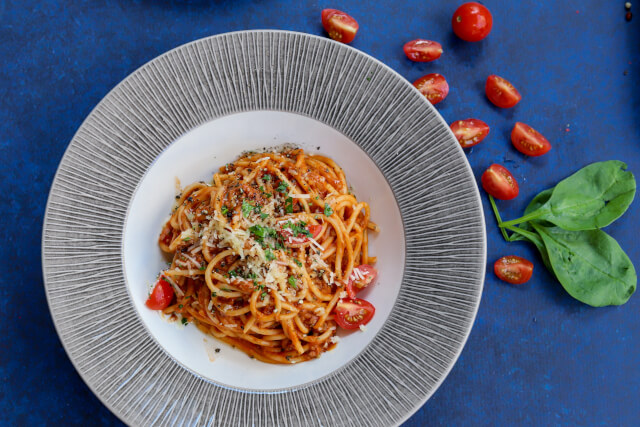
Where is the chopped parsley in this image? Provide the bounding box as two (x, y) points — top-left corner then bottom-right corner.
(265, 248), (276, 261)
(288, 275), (297, 289)
(293, 259), (302, 267)
(199, 264), (206, 271)
(182, 236), (192, 241)
(178, 304), (183, 308)
(249, 224), (278, 243)
(262, 174), (272, 181)
(276, 181), (289, 194)
(285, 197), (294, 214)
(181, 317), (188, 326)
(324, 203), (333, 216)
(242, 200), (253, 217)
(260, 212), (269, 220)
(261, 291), (268, 300)
(282, 220), (312, 238)
(259, 185), (272, 198)
(221, 205), (229, 216)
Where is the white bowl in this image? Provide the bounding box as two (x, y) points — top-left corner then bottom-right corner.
(123, 110), (405, 391)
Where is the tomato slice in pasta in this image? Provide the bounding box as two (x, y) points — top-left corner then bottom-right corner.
(145, 277), (174, 310)
(334, 298), (375, 329)
(346, 264), (378, 297)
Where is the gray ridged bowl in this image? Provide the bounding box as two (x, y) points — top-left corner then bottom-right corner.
(42, 30), (485, 426)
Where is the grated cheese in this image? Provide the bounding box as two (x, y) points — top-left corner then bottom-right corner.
(308, 237), (324, 251)
(162, 274), (184, 297)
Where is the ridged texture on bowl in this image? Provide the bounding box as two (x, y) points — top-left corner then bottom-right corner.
(42, 30), (485, 426)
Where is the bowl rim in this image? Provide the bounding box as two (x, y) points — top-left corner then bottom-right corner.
(41, 29), (486, 426)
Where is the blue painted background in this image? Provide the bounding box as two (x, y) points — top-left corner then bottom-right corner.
(1, 0), (639, 425)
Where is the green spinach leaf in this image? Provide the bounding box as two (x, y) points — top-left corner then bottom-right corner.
(502, 161), (636, 231)
(531, 223), (637, 307)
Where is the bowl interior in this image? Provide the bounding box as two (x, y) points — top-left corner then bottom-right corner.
(123, 110), (405, 391)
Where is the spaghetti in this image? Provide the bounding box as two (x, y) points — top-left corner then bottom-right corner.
(146, 148), (379, 364)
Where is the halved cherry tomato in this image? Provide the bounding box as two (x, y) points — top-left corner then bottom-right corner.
(481, 164), (519, 200)
(346, 264), (378, 298)
(452, 2), (493, 42)
(494, 256), (534, 284)
(321, 9), (359, 44)
(450, 119), (490, 148)
(145, 277), (174, 310)
(511, 122), (552, 156)
(413, 73), (449, 105)
(334, 298), (375, 329)
(280, 223), (322, 245)
(485, 75), (522, 108)
(403, 39), (443, 62)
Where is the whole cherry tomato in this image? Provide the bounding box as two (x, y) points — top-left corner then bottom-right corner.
(511, 122), (552, 156)
(413, 73), (449, 105)
(486, 75), (522, 108)
(403, 39), (443, 62)
(494, 256), (534, 284)
(450, 119), (490, 148)
(481, 164), (519, 200)
(452, 2), (493, 42)
(321, 9), (359, 44)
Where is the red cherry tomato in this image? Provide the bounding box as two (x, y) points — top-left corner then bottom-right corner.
(145, 277), (174, 310)
(280, 223), (322, 245)
(452, 2), (493, 42)
(450, 119), (490, 148)
(511, 122), (552, 156)
(481, 164), (519, 200)
(485, 75), (522, 108)
(403, 39), (443, 62)
(494, 256), (534, 284)
(321, 9), (359, 44)
(346, 264), (378, 298)
(413, 73), (449, 105)
(334, 298), (376, 330)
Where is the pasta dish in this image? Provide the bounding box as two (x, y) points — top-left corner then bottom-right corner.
(144, 148), (379, 364)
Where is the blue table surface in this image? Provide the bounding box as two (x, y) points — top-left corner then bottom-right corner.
(2, 0), (639, 425)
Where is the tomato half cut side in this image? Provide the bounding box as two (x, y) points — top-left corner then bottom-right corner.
(334, 298), (375, 330)
(450, 119), (490, 148)
(413, 73), (449, 105)
(486, 75), (522, 108)
(145, 276), (175, 310)
(511, 122), (552, 156)
(403, 39), (443, 62)
(481, 164), (519, 200)
(281, 223), (322, 245)
(452, 2), (493, 42)
(494, 256), (534, 284)
(321, 9), (359, 44)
